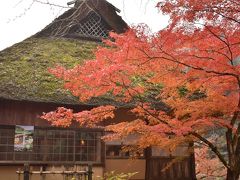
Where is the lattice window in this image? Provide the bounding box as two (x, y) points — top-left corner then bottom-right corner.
(0, 126), (103, 164)
(0, 127), (14, 161)
(76, 11), (109, 38)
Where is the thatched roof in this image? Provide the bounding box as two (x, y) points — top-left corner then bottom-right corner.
(0, 38), (99, 104)
(0, 0), (128, 105)
(35, 0), (128, 40)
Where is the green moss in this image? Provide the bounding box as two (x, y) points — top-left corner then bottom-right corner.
(0, 37), (99, 104)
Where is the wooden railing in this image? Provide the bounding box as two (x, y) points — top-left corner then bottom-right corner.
(16, 163), (93, 180)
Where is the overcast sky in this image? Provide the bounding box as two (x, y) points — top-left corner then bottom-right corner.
(0, 0), (169, 50)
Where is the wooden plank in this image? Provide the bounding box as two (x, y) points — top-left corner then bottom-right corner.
(145, 157), (196, 180)
(0, 99), (90, 126)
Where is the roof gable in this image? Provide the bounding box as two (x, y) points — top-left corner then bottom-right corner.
(35, 0), (128, 41)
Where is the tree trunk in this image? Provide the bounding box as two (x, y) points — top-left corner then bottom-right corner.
(226, 169), (239, 180)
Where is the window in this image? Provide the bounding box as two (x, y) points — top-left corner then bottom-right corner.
(0, 127), (14, 161)
(0, 126), (103, 164)
(105, 134), (145, 159)
(106, 145), (129, 158)
(76, 11), (109, 38)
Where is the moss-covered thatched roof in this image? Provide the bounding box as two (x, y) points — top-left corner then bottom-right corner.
(0, 0), (129, 105)
(0, 37), (99, 104)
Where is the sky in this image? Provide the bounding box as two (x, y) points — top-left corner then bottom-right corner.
(0, 0), (169, 50)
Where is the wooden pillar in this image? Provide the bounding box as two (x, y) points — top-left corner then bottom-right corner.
(23, 163), (30, 180)
(145, 147), (151, 180)
(88, 164), (93, 180)
(40, 166), (47, 180)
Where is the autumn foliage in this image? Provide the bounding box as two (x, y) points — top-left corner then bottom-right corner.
(42, 0), (240, 179)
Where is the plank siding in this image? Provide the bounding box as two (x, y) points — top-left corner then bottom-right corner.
(0, 99), (90, 126)
(0, 99), (135, 127)
(146, 156), (196, 180)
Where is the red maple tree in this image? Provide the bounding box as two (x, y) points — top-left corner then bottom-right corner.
(42, 0), (240, 179)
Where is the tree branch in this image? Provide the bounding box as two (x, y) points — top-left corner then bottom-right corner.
(191, 132), (230, 170)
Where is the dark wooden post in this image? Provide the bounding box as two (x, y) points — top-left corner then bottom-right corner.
(40, 166), (46, 180)
(23, 163), (30, 180)
(88, 164), (93, 180)
(145, 147), (152, 180)
(189, 142), (197, 180)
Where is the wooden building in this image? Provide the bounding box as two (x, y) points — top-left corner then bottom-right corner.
(0, 0), (196, 179)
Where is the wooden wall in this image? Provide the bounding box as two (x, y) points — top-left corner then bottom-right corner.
(0, 99), (135, 127)
(145, 156), (196, 180)
(0, 99), (89, 126)
(105, 159), (146, 180)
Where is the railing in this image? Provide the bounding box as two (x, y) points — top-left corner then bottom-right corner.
(16, 163), (93, 180)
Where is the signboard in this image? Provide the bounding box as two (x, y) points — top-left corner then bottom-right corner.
(14, 125), (34, 151)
